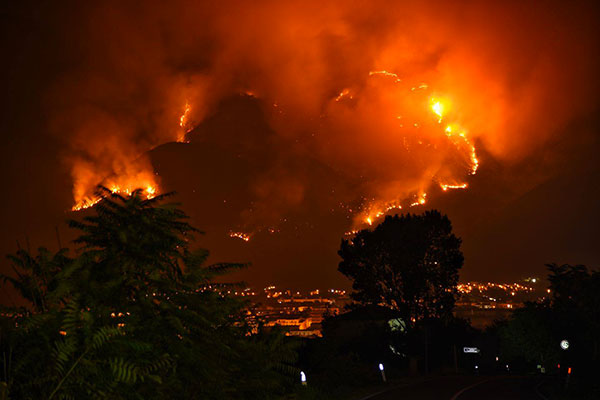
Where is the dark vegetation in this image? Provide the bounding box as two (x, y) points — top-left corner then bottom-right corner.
(295, 214), (600, 399)
(339, 212), (463, 326)
(0, 188), (296, 399)
(1, 189), (598, 399)
(497, 263), (600, 399)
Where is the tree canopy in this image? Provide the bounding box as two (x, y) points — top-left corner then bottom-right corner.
(338, 211), (463, 327)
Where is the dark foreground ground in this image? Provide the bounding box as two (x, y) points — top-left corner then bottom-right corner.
(363, 375), (549, 400)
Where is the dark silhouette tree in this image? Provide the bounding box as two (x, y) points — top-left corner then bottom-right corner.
(338, 211), (463, 327)
(499, 300), (559, 369)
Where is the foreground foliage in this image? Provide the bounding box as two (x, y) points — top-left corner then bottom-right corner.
(1, 187), (296, 399)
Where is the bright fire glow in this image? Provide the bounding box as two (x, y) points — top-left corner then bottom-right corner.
(349, 72), (479, 231)
(72, 182), (158, 211)
(431, 99), (445, 122)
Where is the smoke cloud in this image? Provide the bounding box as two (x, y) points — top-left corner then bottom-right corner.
(46, 0), (600, 228)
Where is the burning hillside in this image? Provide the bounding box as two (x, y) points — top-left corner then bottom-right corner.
(58, 1), (598, 240)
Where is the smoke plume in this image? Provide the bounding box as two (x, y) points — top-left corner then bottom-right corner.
(46, 0), (600, 229)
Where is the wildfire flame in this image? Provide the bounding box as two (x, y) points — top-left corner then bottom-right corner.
(72, 184), (157, 211)
(349, 71), (480, 230)
(71, 72), (479, 233)
(440, 183), (468, 191)
(229, 231), (251, 242)
(71, 100), (190, 211)
(369, 70), (402, 83)
(72, 197), (102, 212)
(178, 101), (192, 142)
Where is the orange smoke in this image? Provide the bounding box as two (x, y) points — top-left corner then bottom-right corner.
(45, 1), (599, 226)
(319, 69), (479, 228)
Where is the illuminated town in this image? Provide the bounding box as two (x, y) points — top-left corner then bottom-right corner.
(232, 278), (546, 336)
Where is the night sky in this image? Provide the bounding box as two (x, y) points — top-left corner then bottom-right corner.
(1, 1), (599, 303)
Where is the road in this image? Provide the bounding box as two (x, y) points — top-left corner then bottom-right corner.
(366, 375), (547, 400)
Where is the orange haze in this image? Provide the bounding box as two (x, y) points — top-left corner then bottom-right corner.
(48, 1), (599, 229)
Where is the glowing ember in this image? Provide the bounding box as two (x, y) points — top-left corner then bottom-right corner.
(229, 231), (251, 242)
(335, 88), (352, 102)
(440, 183), (468, 191)
(411, 83), (429, 91)
(369, 70), (402, 83)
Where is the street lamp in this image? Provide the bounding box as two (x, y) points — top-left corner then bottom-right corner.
(300, 371), (307, 386)
(560, 340), (569, 350)
(378, 363), (386, 382)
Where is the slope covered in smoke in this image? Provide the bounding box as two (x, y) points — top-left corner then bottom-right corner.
(1, 0), (599, 292)
(148, 94), (363, 287)
(34, 0), (598, 221)
(147, 94), (600, 287)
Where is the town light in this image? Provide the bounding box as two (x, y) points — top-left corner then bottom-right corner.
(379, 363), (384, 371)
(560, 340), (569, 350)
(300, 371), (307, 385)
